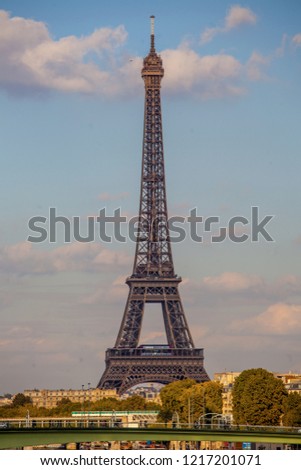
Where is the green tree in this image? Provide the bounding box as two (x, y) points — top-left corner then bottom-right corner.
(232, 368), (288, 426)
(145, 400), (161, 411)
(119, 395), (147, 411)
(159, 379), (196, 422)
(0, 402), (41, 419)
(89, 397), (120, 412)
(202, 381), (223, 415)
(49, 399), (82, 417)
(282, 392), (301, 427)
(178, 382), (223, 424)
(12, 393), (32, 407)
(159, 380), (222, 424)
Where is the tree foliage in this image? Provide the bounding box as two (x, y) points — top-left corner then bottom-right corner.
(89, 397), (120, 412)
(202, 381), (223, 415)
(159, 380), (222, 424)
(232, 368), (288, 426)
(0, 393), (159, 419)
(12, 393), (32, 407)
(48, 400), (82, 417)
(282, 392), (301, 427)
(119, 395), (147, 411)
(180, 382), (223, 424)
(159, 379), (196, 421)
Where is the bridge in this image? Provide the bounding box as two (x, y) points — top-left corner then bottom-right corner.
(1, 421), (301, 449)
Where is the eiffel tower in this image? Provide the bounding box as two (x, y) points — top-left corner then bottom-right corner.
(97, 17), (209, 394)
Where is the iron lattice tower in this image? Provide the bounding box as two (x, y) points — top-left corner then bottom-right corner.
(97, 17), (209, 393)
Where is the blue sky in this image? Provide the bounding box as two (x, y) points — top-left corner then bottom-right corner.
(0, 1), (301, 393)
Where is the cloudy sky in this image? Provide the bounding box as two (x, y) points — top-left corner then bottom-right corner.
(0, 0), (301, 394)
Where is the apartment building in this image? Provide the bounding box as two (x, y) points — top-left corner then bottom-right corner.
(213, 371), (241, 418)
(24, 388), (118, 409)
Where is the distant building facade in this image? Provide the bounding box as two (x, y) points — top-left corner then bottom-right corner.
(213, 371), (241, 418)
(284, 381), (301, 394)
(274, 372), (301, 396)
(120, 385), (162, 404)
(24, 388), (118, 409)
(0, 396), (13, 407)
(214, 370), (301, 419)
(23, 370), (301, 411)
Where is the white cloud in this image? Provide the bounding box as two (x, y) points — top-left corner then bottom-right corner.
(81, 275), (128, 305)
(93, 249), (130, 266)
(0, 9), (134, 96)
(0, 241), (130, 275)
(202, 271), (262, 292)
(162, 46), (245, 99)
(225, 5), (257, 30)
(183, 272), (301, 303)
(201, 4), (257, 45)
(233, 303), (301, 335)
(273, 275), (301, 297)
(292, 33), (301, 47)
(200, 28), (220, 46)
(0, 9), (267, 100)
(246, 51), (270, 81)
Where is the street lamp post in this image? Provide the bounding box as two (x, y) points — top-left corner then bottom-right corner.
(188, 392), (196, 428)
(81, 385), (85, 427)
(25, 410), (30, 428)
(172, 411), (180, 429)
(87, 383), (91, 427)
(110, 409), (116, 428)
(81, 385), (84, 411)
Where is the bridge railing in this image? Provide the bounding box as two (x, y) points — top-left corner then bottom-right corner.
(0, 418), (301, 434)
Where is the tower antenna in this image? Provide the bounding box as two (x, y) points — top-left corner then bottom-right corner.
(150, 15), (155, 51)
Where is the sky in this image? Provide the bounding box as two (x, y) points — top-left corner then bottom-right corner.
(0, 0), (301, 394)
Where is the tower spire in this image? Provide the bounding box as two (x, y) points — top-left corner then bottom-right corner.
(150, 15), (155, 52)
